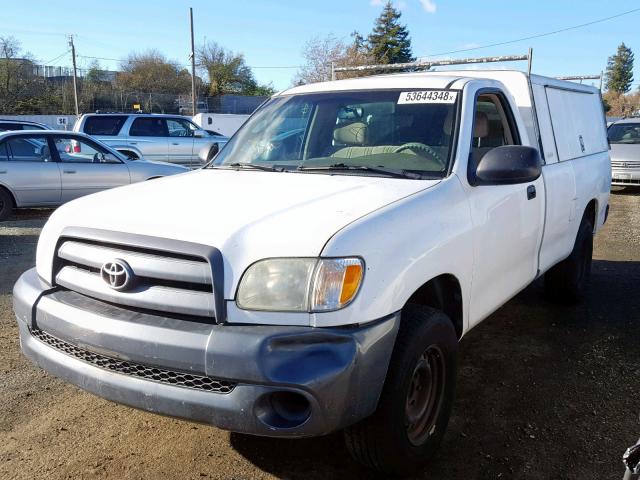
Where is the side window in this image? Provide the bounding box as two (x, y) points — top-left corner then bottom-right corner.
(53, 136), (121, 164)
(0, 123), (22, 131)
(6, 136), (52, 162)
(83, 116), (127, 136)
(166, 118), (196, 137)
(471, 94), (518, 164)
(130, 118), (167, 137)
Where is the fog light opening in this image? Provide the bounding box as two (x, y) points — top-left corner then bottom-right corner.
(256, 391), (311, 429)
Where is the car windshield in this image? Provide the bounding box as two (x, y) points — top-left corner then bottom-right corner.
(608, 123), (640, 144)
(212, 90), (459, 178)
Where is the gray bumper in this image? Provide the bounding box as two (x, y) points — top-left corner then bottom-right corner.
(14, 268), (399, 437)
(612, 167), (640, 186)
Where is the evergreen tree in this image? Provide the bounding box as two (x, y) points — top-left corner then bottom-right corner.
(367, 1), (414, 64)
(605, 43), (634, 94)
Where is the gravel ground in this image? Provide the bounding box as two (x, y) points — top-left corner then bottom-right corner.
(0, 191), (639, 480)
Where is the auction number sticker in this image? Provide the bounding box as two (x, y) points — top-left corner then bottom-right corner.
(398, 90), (457, 104)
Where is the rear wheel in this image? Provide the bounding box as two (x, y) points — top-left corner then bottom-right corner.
(0, 188), (14, 221)
(545, 214), (594, 302)
(344, 304), (457, 476)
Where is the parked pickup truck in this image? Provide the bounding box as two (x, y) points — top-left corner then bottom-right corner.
(14, 70), (610, 476)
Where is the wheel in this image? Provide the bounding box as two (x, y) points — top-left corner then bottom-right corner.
(206, 143), (220, 162)
(545, 214), (593, 302)
(344, 304), (458, 476)
(0, 188), (14, 221)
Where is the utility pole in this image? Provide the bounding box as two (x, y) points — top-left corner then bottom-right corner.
(189, 7), (197, 116)
(68, 35), (79, 116)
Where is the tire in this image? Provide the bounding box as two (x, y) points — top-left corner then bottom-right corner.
(0, 188), (14, 221)
(344, 304), (458, 476)
(206, 144), (219, 162)
(545, 214), (594, 302)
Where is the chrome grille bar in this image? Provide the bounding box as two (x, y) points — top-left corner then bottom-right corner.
(56, 266), (215, 317)
(58, 240), (211, 285)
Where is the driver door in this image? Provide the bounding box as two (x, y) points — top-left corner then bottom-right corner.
(52, 134), (130, 202)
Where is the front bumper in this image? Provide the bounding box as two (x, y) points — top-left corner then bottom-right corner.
(14, 268), (399, 437)
(612, 167), (640, 186)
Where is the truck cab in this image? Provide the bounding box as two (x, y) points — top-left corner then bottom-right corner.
(14, 70), (610, 476)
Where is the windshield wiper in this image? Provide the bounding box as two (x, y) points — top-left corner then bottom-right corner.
(297, 163), (424, 179)
(224, 162), (286, 172)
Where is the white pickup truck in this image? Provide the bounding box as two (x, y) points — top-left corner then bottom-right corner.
(13, 70), (610, 476)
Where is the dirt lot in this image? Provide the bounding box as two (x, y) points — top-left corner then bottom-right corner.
(1, 191), (639, 480)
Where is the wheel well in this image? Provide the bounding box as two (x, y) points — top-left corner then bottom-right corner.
(0, 184), (16, 208)
(406, 274), (463, 338)
(584, 199), (597, 231)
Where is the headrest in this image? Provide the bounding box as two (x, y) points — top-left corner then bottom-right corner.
(473, 112), (489, 138)
(333, 122), (367, 146)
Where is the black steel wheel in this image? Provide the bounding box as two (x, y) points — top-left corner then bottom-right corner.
(344, 304), (458, 476)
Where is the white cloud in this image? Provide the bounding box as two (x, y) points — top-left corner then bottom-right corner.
(419, 0), (437, 13)
(370, 0), (384, 5)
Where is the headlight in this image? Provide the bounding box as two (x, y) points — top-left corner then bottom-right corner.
(236, 257), (364, 312)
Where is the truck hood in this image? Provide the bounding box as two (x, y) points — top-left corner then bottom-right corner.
(37, 169), (440, 295)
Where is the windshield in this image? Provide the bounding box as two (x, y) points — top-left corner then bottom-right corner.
(213, 90), (459, 177)
(608, 123), (640, 144)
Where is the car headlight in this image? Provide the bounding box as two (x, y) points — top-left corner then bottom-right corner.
(236, 257), (364, 312)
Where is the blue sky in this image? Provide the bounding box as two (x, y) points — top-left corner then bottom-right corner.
(0, 0), (638, 91)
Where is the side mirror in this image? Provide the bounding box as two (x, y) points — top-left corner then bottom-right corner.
(193, 129), (207, 138)
(471, 145), (542, 186)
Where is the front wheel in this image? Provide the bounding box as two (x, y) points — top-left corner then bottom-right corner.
(344, 304), (458, 476)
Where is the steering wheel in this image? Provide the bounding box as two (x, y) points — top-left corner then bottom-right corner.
(393, 142), (446, 168)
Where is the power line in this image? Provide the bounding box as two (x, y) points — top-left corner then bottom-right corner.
(421, 7), (640, 58)
(42, 50), (69, 65)
(77, 54), (302, 70)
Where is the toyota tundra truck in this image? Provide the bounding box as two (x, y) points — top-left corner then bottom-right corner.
(13, 70), (611, 476)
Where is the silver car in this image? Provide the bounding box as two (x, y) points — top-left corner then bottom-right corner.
(73, 113), (228, 167)
(0, 119), (51, 131)
(0, 130), (188, 220)
(608, 118), (640, 187)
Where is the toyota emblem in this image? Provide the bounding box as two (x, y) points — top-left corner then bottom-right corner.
(100, 259), (135, 291)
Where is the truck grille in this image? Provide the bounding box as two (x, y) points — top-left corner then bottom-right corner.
(54, 237), (216, 319)
(31, 328), (236, 393)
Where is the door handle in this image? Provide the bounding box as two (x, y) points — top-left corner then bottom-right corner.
(0, 170), (6, 174)
(63, 170), (77, 174)
(527, 185), (536, 200)
(171, 142), (180, 145)
(129, 142), (137, 145)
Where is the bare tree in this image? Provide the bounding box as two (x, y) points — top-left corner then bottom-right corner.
(0, 36), (38, 111)
(293, 33), (373, 85)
